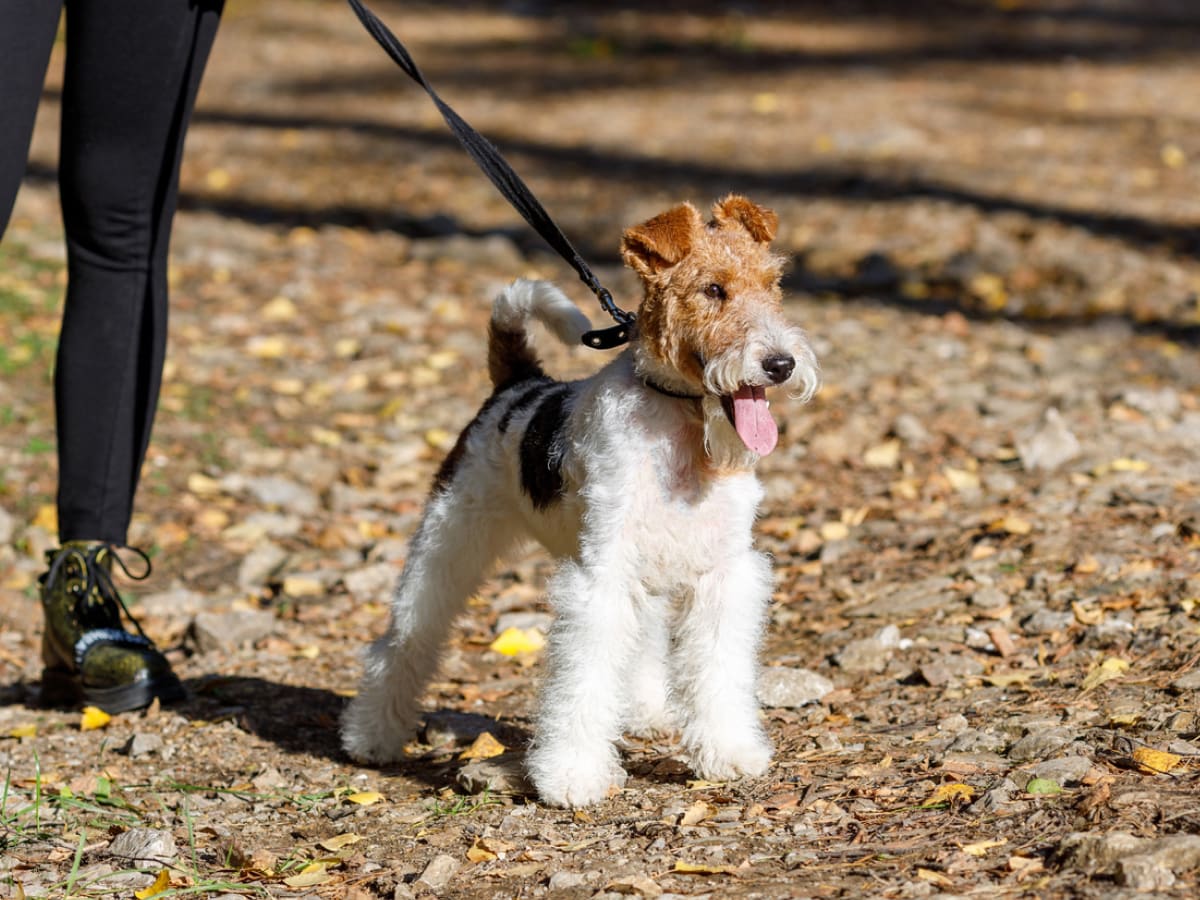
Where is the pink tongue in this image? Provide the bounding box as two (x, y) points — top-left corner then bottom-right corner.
(732, 385), (778, 455)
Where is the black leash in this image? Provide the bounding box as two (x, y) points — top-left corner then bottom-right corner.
(346, 0), (634, 350)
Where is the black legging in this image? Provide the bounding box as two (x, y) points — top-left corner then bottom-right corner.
(0, 0), (223, 544)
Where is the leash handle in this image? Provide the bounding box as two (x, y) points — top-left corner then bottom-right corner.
(346, 0), (635, 346)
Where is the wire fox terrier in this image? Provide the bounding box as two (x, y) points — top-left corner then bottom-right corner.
(341, 195), (819, 807)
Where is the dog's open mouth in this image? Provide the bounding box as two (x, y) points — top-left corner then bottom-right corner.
(720, 384), (778, 456)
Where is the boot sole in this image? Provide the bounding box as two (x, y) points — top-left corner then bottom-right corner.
(41, 668), (186, 715)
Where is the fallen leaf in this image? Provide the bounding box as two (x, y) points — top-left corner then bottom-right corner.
(1025, 777), (1063, 795)
(32, 503), (57, 532)
(8, 723), (37, 739)
(924, 782), (974, 806)
(459, 731), (507, 761)
(1132, 746), (1182, 775)
(916, 868), (953, 886)
(283, 862), (334, 888)
(1007, 855), (1044, 874)
(346, 791), (383, 806)
(943, 466), (981, 494)
(990, 515), (1032, 535)
(679, 800), (711, 827)
(1081, 656), (1129, 692)
(467, 838), (497, 863)
(863, 439), (901, 469)
(960, 839), (1007, 857)
(134, 869), (172, 899)
(490, 626), (546, 657)
(80, 706), (111, 732)
(318, 833), (362, 852)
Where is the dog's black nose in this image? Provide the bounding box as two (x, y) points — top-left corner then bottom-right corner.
(761, 354), (795, 384)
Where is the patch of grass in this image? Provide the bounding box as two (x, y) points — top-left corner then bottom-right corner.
(422, 789), (500, 820)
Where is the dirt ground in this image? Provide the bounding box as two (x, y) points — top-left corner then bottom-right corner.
(2, 1), (1200, 897)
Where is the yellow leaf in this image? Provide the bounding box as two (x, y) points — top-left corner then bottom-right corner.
(751, 92), (779, 115)
(80, 706), (111, 732)
(490, 626), (546, 657)
(424, 427), (454, 451)
(1072, 601), (1104, 626)
(917, 868), (953, 886)
(1109, 457), (1149, 473)
(346, 791), (383, 806)
(283, 865), (334, 888)
(318, 833), (362, 852)
(818, 521), (849, 542)
(205, 168), (232, 191)
(292, 644), (321, 660)
(247, 335), (288, 359)
(960, 839), (1007, 857)
(1132, 746), (1182, 775)
(261, 295), (297, 322)
(943, 466), (981, 494)
(1161, 143), (1187, 169)
(32, 504), (58, 532)
(459, 731), (506, 761)
(134, 869), (172, 899)
(863, 439), (901, 469)
(685, 779), (726, 790)
(467, 838), (497, 863)
(924, 782), (975, 806)
(1081, 656), (1129, 692)
(8, 723), (37, 739)
(679, 800), (711, 827)
(674, 860), (740, 876)
(186, 472), (222, 496)
(990, 515), (1032, 536)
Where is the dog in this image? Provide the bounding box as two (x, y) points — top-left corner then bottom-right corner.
(341, 195), (819, 807)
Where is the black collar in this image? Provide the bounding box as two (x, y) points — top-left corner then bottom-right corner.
(643, 378), (703, 402)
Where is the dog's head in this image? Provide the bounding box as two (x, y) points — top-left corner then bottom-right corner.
(621, 195), (819, 467)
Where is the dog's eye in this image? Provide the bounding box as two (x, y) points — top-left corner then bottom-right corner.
(704, 283), (726, 301)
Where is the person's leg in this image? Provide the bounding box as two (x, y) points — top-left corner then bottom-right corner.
(40, 0), (223, 713)
(0, 0), (63, 235)
(55, 0), (223, 542)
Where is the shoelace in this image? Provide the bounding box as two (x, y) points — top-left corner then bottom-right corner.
(44, 543), (153, 641)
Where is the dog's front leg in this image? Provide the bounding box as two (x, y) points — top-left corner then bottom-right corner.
(673, 550), (774, 782)
(526, 560), (639, 807)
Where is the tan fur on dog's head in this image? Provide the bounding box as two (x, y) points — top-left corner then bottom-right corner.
(620, 195), (817, 469)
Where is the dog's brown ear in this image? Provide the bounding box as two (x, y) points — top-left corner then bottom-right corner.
(712, 195), (777, 243)
(621, 203), (702, 276)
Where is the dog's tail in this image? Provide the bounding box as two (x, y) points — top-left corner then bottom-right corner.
(488, 279), (592, 389)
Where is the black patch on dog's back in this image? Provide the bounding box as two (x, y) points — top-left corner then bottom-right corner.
(519, 385), (571, 510)
(430, 392), (505, 496)
(498, 378), (553, 434)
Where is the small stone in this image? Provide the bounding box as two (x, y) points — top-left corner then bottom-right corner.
(1170, 670), (1200, 692)
(1029, 755), (1093, 787)
(342, 562), (397, 599)
(1117, 857), (1175, 891)
(1016, 407), (1080, 471)
(123, 733), (164, 758)
(757, 666), (834, 707)
(106, 828), (177, 867)
(189, 608), (277, 653)
(457, 753), (532, 796)
(416, 854), (461, 892)
(835, 625), (903, 674)
(1007, 727), (1075, 762)
(547, 871), (588, 891)
(919, 654), (984, 687)
(241, 475), (320, 516)
(970, 586), (1009, 610)
(938, 714), (969, 733)
(495, 610), (555, 635)
(422, 711), (500, 747)
(1021, 608), (1074, 636)
(237, 541), (289, 589)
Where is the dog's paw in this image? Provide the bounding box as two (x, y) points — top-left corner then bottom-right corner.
(340, 695), (417, 764)
(688, 733), (773, 782)
(527, 745), (628, 807)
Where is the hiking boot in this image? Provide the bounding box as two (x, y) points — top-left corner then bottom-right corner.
(39, 541), (184, 714)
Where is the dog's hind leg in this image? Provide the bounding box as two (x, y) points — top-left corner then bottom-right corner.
(341, 488), (513, 763)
